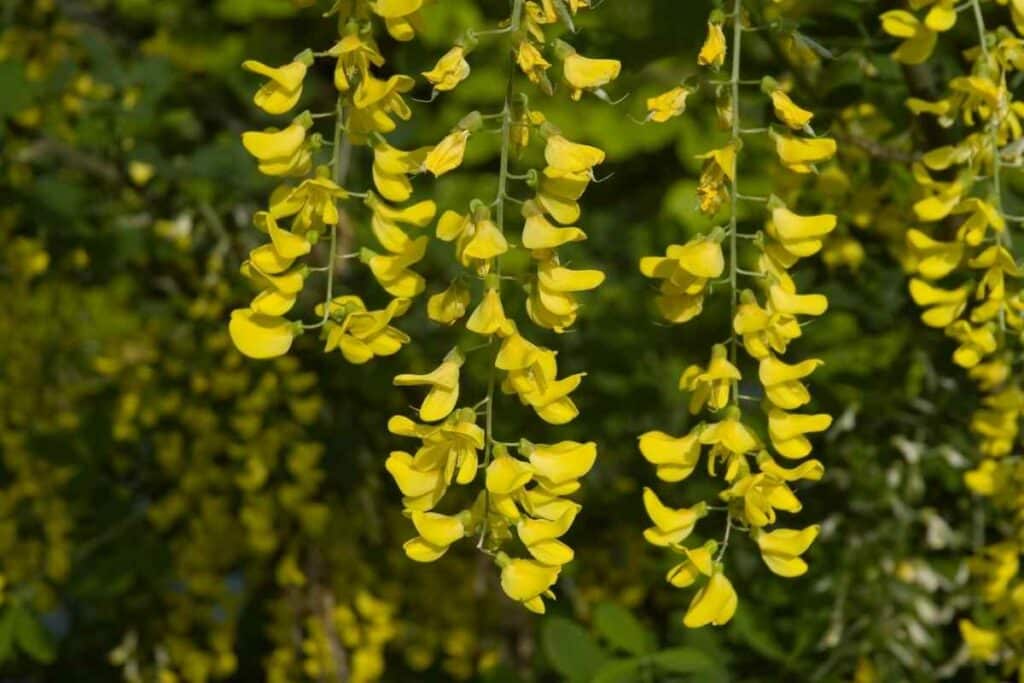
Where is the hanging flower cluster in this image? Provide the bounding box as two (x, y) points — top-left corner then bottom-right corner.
(896, 3), (1024, 673)
(386, 0), (614, 614)
(639, 2), (835, 628)
(230, 0), (442, 362)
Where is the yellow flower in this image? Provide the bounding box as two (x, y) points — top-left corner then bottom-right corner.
(242, 114), (314, 177)
(348, 74), (415, 139)
(517, 508), (579, 565)
(679, 344), (741, 413)
(466, 287), (510, 336)
(369, 0), (425, 41)
(768, 284), (828, 318)
(641, 488), (707, 547)
(528, 257), (605, 333)
(770, 89), (813, 130)
(666, 542), (715, 587)
(946, 321), (997, 368)
(516, 40), (552, 92)
(759, 355), (823, 410)
(535, 174), (588, 225)
(640, 231), (726, 323)
(733, 290), (802, 358)
(521, 200), (587, 251)
(646, 86), (691, 123)
(497, 554), (560, 614)
(699, 409), (760, 479)
(767, 409), (832, 459)
(905, 228), (963, 279)
(427, 281), (471, 325)
(683, 569), (737, 628)
(371, 140), (431, 203)
(393, 348), (464, 422)
(501, 346), (583, 424)
(753, 525), (819, 577)
(544, 133), (605, 177)
(908, 278), (969, 327)
(318, 295), (411, 364)
(767, 206), (837, 258)
(243, 56), (309, 115)
(403, 511), (467, 562)
(229, 309), (297, 359)
(770, 131), (836, 173)
(696, 143), (736, 214)
(880, 10), (937, 65)
(422, 46), (471, 92)
(958, 619), (1000, 663)
(562, 49), (621, 101)
(329, 30), (384, 92)
(366, 236), (428, 298)
(524, 440), (597, 495)
(638, 430), (702, 482)
(721, 473), (801, 527)
(697, 22), (727, 68)
(386, 451), (445, 511)
(423, 129), (471, 177)
(271, 172), (349, 229)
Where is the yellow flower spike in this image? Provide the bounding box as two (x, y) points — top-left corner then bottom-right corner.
(683, 568), (737, 628)
(734, 291), (802, 359)
(242, 55), (310, 115)
(403, 511), (467, 562)
(768, 284), (828, 317)
(641, 487), (708, 547)
(646, 86), (691, 123)
(348, 73), (416, 139)
(758, 355), (824, 410)
(543, 133), (606, 176)
(242, 114), (311, 161)
(517, 507), (579, 565)
(486, 454), (534, 496)
(372, 142), (431, 203)
(767, 409), (833, 459)
(722, 473), (802, 527)
(427, 281), (471, 325)
(946, 321), (998, 369)
(697, 21), (727, 68)
(524, 441), (597, 494)
(769, 89), (813, 130)
(964, 459), (999, 496)
(755, 452), (825, 482)
(638, 430), (702, 482)
(423, 129), (471, 177)
(561, 48), (621, 101)
(752, 525), (819, 577)
(321, 296), (411, 364)
(521, 200), (587, 250)
(422, 46), (471, 92)
(229, 309), (298, 359)
(329, 30), (385, 92)
(905, 228), (964, 279)
(393, 348), (464, 422)
(908, 278), (969, 327)
(958, 619), (1001, 663)
(466, 286), (510, 337)
(385, 451), (445, 511)
(880, 10), (937, 64)
(768, 207), (837, 258)
(770, 130), (836, 173)
(497, 554), (561, 614)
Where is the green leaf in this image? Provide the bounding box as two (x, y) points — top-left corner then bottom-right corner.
(12, 606), (56, 664)
(541, 616), (608, 682)
(651, 646), (725, 676)
(592, 658), (643, 683)
(0, 607), (16, 663)
(593, 603), (655, 656)
(728, 606), (788, 663)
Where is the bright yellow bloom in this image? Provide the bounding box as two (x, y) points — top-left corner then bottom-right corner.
(768, 206), (837, 258)
(422, 46), (471, 92)
(366, 236), (428, 298)
(466, 287), (510, 336)
(562, 51), (621, 101)
(679, 344), (740, 413)
(427, 281), (471, 325)
(699, 410), (760, 479)
(369, 0), (425, 41)
(638, 430), (702, 482)
(770, 89), (813, 129)
(318, 295), (411, 364)
(271, 172), (349, 229)
(946, 321), (997, 369)
(696, 144), (736, 214)
(242, 115), (313, 177)
(521, 200), (586, 251)
(753, 525), (819, 577)
(535, 174), (587, 225)
(348, 74), (415, 139)
(759, 355), (823, 410)
(958, 619), (1000, 663)
(372, 140), (431, 202)
(525, 441), (597, 495)
(393, 348), (464, 422)
(734, 290), (802, 358)
(768, 409), (832, 459)
(423, 129), (471, 177)
(908, 278), (969, 327)
(516, 40), (552, 90)
(329, 30), (384, 92)
(880, 10), (937, 64)
(229, 309), (297, 359)
(243, 57), (308, 115)
(403, 511), (467, 562)
(768, 284), (828, 318)
(683, 570), (736, 627)
(385, 450), (445, 511)
(640, 231), (726, 323)
(905, 228), (963, 279)
(666, 542), (715, 587)
(497, 554), (560, 614)
(544, 133), (605, 177)
(721, 473), (801, 527)
(770, 131), (836, 173)
(697, 22), (727, 68)
(646, 86), (691, 123)
(641, 488), (707, 547)
(517, 508), (579, 565)
(501, 344), (583, 424)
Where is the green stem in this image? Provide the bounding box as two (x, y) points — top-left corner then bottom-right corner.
(478, 0), (524, 550)
(314, 97), (347, 329)
(728, 0), (743, 407)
